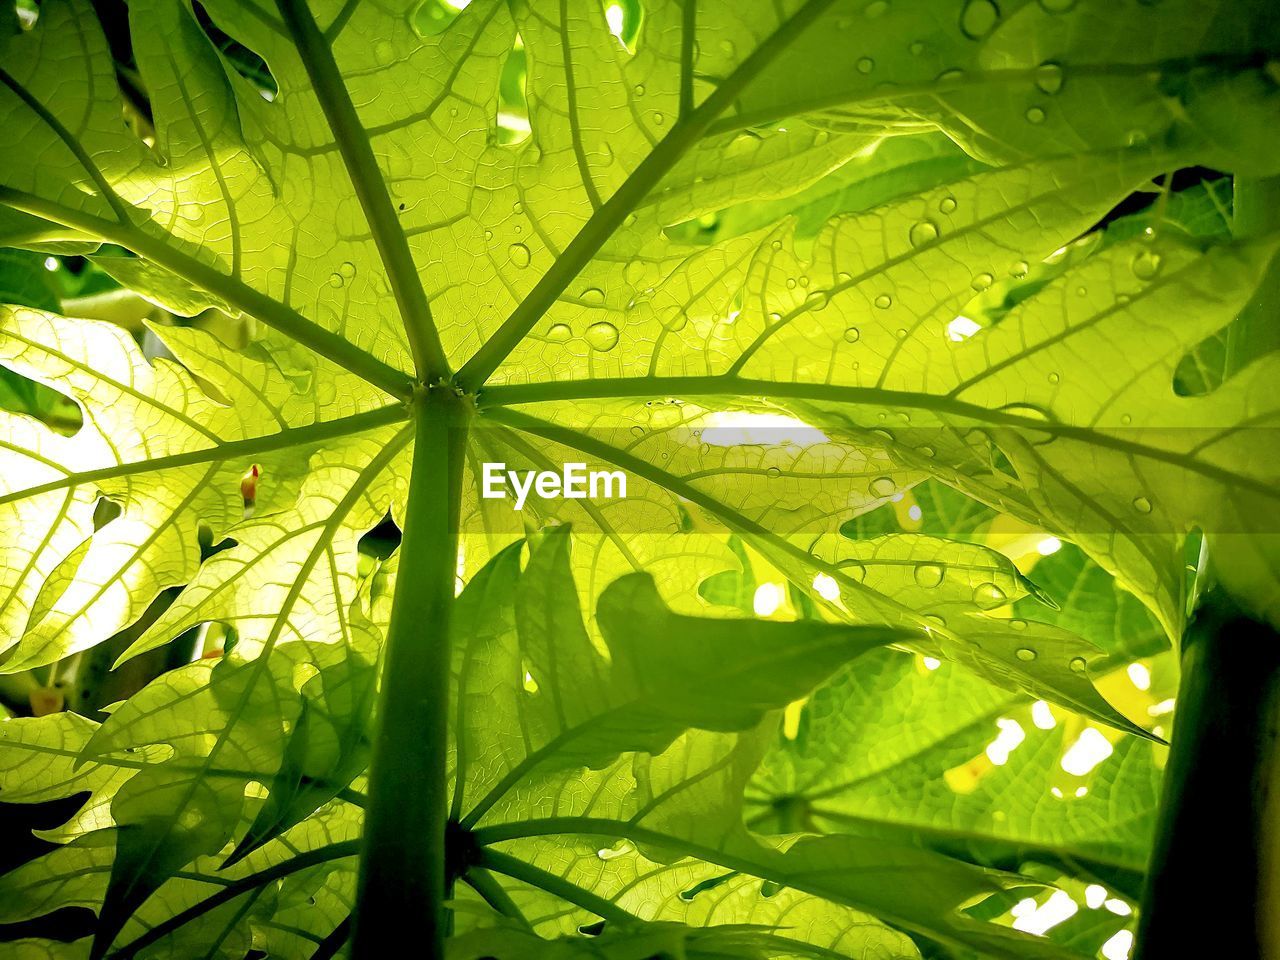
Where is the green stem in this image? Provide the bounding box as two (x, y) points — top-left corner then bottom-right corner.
(463, 867), (531, 927)
(475, 849), (637, 926)
(479, 377), (1278, 501)
(351, 387), (469, 960)
(1135, 590), (1280, 958)
(274, 0), (450, 383)
(1227, 175), (1280, 373)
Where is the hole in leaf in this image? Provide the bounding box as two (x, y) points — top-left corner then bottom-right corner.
(679, 871), (737, 901)
(92, 496), (123, 530)
(358, 511), (403, 561)
(415, 0), (472, 37)
(494, 34), (530, 145)
(0, 364), (83, 435)
(198, 523), (238, 561)
(598, 0), (642, 52)
(192, 1), (278, 100)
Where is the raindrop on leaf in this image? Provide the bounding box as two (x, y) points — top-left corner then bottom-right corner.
(972, 581), (1008, 610)
(870, 476), (897, 497)
(585, 321), (620, 351)
(1131, 249), (1163, 280)
(909, 219), (940, 247)
(1035, 62), (1064, 94)
(959, 0), (999, 39)
(914, 563), (945, 587)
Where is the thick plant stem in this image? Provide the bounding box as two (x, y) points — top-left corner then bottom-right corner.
(1228, 175), (1280, 372)
(351, 388), (469, 959)
(1135, 590), (1280, 959)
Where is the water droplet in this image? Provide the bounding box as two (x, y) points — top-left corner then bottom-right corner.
(910, 41), (926, 55)
(1047, 371), (1061, 384)
(972, 581), (1008, 610)
(874, 294), (893, 309)
(924, 613), (947, 627)
(939, 195), (958, 214)
(1132, 496), (1153, 514)
(857, 57), (875, 74)
(864, 0), (889, 18)
(509, 242), (531, 267)
(585, 321), (619, 351)
(766, 465), (782, 479)
(838, 560), (867, 582)
(652, 111), (666, 125)
(512, 200), (524, 214)
(328, 272), (344, 288)
(546, 323), (571, 342)
(1011, 260), (1030, 278)
(1010, 618), (1027, 630)
(1016, 647), (1037, 661)
(909, 219), (940, 247)
(843, 326), (861, 343)
(483, 229), (493, 240)
(339, 261), (356, 279)
(662, 308), (689, 331)
(1035, 62), (1064, 94)
(785, 277), (798, 290)
(374, 39), (395, 64)
(1025, 106), (1047, 124)
(629, 425), (645, 438)
(633, 84), (645, 96)
(870, 476), (897, 497)
(895, 328), (908, 339)
(1131, 249), (1163, 280)
(936, 68), (966, 88)
(971, 272), (994, 291)
(1069, 656), (1088, 673)
(806, 290), (830, 311)
(914, 563), (945, 587)
(959, 0), (999, 40)
(580, 287), (605, 305)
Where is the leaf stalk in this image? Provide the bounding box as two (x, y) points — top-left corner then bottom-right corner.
(351, 386), (470, 959)
(1135, 590), (1280, 958)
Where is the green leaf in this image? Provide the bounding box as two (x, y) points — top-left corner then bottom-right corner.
(1, 0), (1277, 954)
